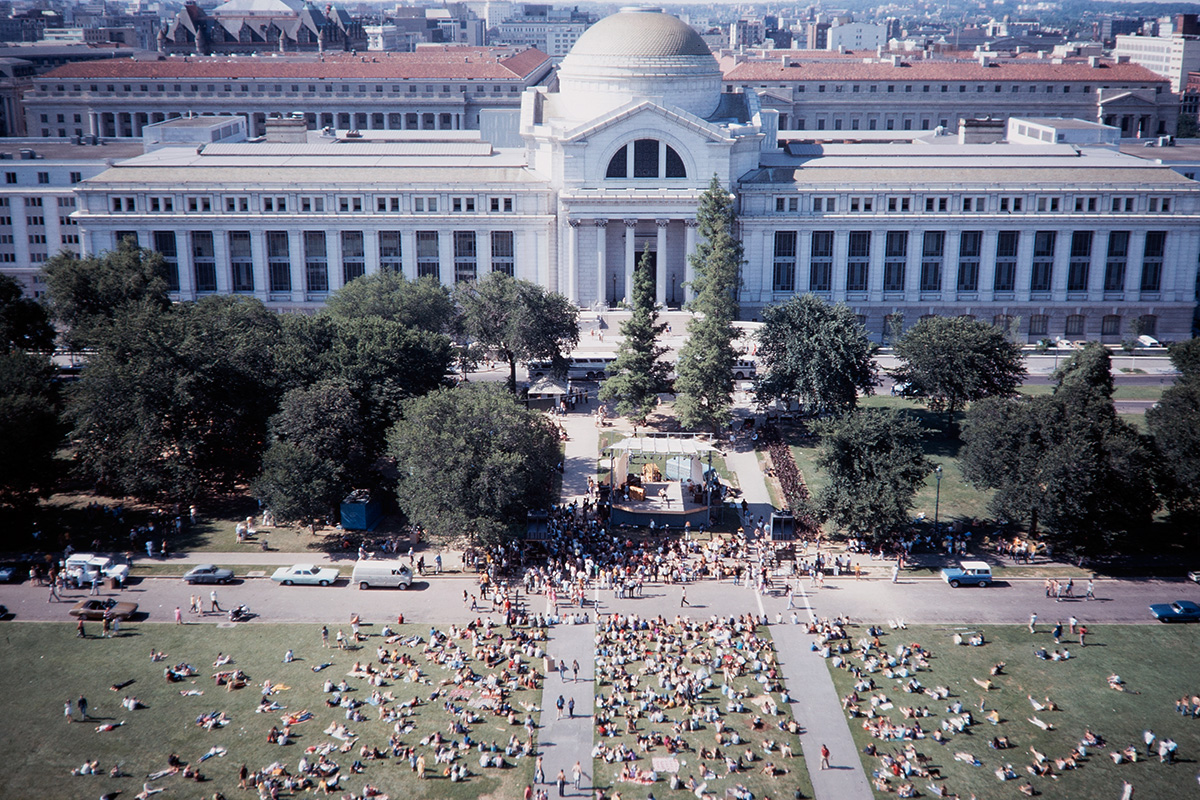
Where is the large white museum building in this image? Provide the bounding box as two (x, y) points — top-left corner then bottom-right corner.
(60, 8), (1200, 342)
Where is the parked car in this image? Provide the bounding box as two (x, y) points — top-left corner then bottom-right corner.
(1188, 570), (1200, 584)
(352, 560), (413, 590)
(271, 564), (340, 586)
(62, 554), (130, 587)
(0, 565), (17, 583)
(1149, 600), (1200, 623)
(940, 560), (993, 588)
(70, 598), (138, 620)
(183, 564), (234, 585)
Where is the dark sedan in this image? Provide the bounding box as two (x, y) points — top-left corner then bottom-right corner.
(183, 564), (235, 584)
(1149, 600), (1200, 623)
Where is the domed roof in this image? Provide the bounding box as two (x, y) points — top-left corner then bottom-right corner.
(568, 7), (712, 59)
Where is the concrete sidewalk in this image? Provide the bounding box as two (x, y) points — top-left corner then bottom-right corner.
(537, 623), (596, 798)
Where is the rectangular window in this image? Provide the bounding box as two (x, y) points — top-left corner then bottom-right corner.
(994, 231), (1018, 292)
(416, 231), (440, 280)
(920, 231), (944, 292)
(846, 231), (870, 291)
(229, 231), (254, 292)
(1103, 231), (1129, 292)
(341, 231), (365, 284)
(1031, 231), (1056, 292)
(301, 196), (325, 213)
(1140, 231), (1165, 292)
(1029, 314), (1049, 336)
(633, 139), (658, 178)
(451, 197), (476, 213)
(491, 231), (515, 276)
(772, 231), (797, 292)
(1065, 314), (1085, 336)
(1102, 315), (1121, 336)
(957, 231), (981, 292)
(152, 231), (180, 292)
(191, 231), (216, 292)
(379, 231), (403, 273)
(1067, 231), (1092, 292)
(453, 231), (477, 283)
(303, 231), (328, 293)
(809, 231), (833, 292)
(266, 231), (291, 293)
(883, 231), (907, 291)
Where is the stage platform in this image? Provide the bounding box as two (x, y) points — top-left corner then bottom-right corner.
(610, 481), (709, 529)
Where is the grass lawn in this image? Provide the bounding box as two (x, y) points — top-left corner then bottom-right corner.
(0, 621), (541, 800)
(591, 623), (813, 800)
(825, 622), (1200, 799)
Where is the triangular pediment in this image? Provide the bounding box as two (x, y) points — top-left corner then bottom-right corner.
(1100, 91), (1158, 109)
(561, 100), (734, 145)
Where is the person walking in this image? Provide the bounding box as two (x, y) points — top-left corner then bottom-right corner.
(321, 625), (329, 647)
(64, 700), (73, 723)
(535, 755), (544, 785)
(572, 659), (580, 683)
(573, 761), (583, 791)
(786, 584), (795, 609)
(556, 769), (566, 797)
(48, 581), (60, 602)
(1085, 578), (1095, 600)
(680, 587), (689, 607)
(568, 697), (576, 717)
(174, 606), (182, 624)
(1028, 613), (1037, 634)
(209, 590), (220, 613)
(76, 618), (85, 638)
(1079, 624), (1088, 647)
(556, 694), (565, 720)
(77, 695), (88, 720)
(820, 743), (830, 770)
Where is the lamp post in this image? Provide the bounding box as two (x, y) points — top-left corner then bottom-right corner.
(933, 465), (943, 532)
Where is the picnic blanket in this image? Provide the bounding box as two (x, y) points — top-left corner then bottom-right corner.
(652, 757), (680, 773)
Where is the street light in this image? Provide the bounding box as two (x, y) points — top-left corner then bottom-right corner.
(933, 465), (943, 533)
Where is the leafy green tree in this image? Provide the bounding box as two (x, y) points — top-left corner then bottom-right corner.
(756, 294), (877, 416)
(962, 347), (1158, 554)
(252, 380), (368, 526)
(1167, 337), (1200, 380)
(41, 239), (171, 348)
(325, 272), (457, 334)
(813, 408), (931, 539)
(0, 274), (55, 353)
(67, 296), (281, 499)
(0, 351), (64, 514)
(1147, 379), (1200, 521)
(274, 314), (452, 437)
(890, 315), (1026, 420)
(675, 176), (742, 431)
(457, 272), (579, 393)
(599, 246), (670, 422)
(388, 384), (559, 547)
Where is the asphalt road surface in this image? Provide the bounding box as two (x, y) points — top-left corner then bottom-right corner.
(5, 572), (1199, 629)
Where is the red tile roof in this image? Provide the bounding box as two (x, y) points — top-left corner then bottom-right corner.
(41, 47), (551, 81)
(723, 59), (1166, 84)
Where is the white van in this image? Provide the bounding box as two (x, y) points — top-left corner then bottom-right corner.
(63, 553), (130, 587)
(351, 560), (414, 590)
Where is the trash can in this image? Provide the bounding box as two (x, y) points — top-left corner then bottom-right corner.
(107, 577), (119, 589)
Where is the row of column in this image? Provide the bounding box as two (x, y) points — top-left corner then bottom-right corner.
(565, 217), (699, 307)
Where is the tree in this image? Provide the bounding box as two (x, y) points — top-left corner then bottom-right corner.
(962, 347), (1158, 554)
(756, 294), (877, 416)
(252, 380), (368, 526)
(0, 274), (55, 353)
(457, 272), (579, 393)
(599, 246), (670, 422)
(675, 176), (742, 431)
(67, 296), (282, 499)
(1146, 379), (1200, 521)
(0, 351), (64, 514)
(813, 408), (931, 539)
(1167, 337), (1200, 380)
(41, 239), (171, 348)
(890, 315), (1026, 420)
(387, 384), (559, 547)
(325, 272), (457, 335)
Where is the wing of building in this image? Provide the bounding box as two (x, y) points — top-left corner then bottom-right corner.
(19, 8), (1200, 343)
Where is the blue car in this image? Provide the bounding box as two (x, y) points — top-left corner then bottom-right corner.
(1149, 600), (1200, 623)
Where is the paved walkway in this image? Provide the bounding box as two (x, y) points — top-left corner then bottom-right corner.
(537, 622), (596, 798)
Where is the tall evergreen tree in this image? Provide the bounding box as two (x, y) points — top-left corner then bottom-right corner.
(675, 176), (742, 431)
(599, 246), (669, 423)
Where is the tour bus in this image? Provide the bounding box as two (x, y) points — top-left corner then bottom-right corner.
(528, 354), (619, 381)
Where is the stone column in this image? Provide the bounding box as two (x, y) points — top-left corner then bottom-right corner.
(595, 219), (608, 307)
(655, 219), (668, 307)
(567, 219), (581, 304)
(684, 219), (698, 303)
(623, 219), (637, 304)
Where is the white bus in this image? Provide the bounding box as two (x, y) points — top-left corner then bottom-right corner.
(528, 353), (619, 381)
